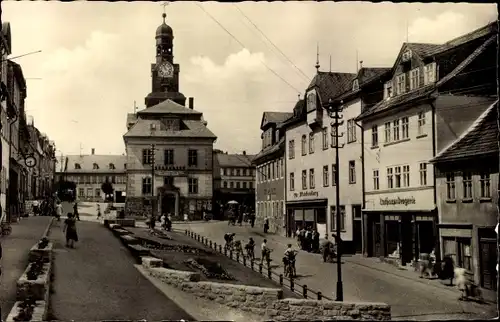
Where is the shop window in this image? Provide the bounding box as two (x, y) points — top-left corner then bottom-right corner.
(443, 237), (472, 272)
(480, 172), (491, 198)
(330, 205), (346, 231)
(309, 168), (315, 189)
(302, 170), (307, 190)
(462, 172), (472, 200)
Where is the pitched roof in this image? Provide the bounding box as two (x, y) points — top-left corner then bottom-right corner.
(137, 99), (201, 116)
(406, 43), (443, 57)
(252, 137), (285, 164)
(123, 118), (217, 139)
(335, 67), (391, 103)
(62, 155), (127, 173)
(261, 111), (293, 129)
(431, 100), (498, 163)
(307, 71), (357, 105)
(216, 153), (255, 168)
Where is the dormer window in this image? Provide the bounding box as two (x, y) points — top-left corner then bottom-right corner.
(402, 49), (412, 62)
(410, 68), (420, 90)
(275, 129), (280, 142)
(424, 63), (437, 85)
(352, 79), (359, 91)
(109, 163), (115, 170)
(150, 123), (157, 131)
(93, 163), (99, 170)
(396, 74), (406, 95)
(384, 82), (393, 100)
(74, 163), (81, 170)
(307, 91), (317, 111)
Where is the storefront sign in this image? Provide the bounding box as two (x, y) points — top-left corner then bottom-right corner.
(380, 196), (416, 206)
(293, 191), (319, 198)
(156, 170), (186, 177)
(264, 188), (276, 196)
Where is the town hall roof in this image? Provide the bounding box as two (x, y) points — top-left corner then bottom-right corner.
(123, 118), (217, 139)
(137, 99), (202, 116)
(431, 100), (498, 163)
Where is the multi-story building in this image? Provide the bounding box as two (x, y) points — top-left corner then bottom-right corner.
(123, 13), (216, 220)
(213, 150), (255, 215)
(57, 149), (127, 202)
(430, 101), (498, 293)
(356, 21), (497, 265)
(253, 111), (292, 236)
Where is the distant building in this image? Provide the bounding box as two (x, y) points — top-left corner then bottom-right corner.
(56, 149), (127, 202)
(213, 151), (255, 217)
(431, 102), (498, 293)
(123, 13), (216, 220)
(254, 111), (292, 236)
(357, 21), (497, 265)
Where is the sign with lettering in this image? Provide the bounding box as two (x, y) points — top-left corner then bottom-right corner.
(293, 191), (319, 198)
(156, 171), (186, 177)
(264, 188), (277, 196)
(380, 196), (416, 206)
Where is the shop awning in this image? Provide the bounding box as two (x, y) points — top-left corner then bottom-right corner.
(361, 208), (436, 213)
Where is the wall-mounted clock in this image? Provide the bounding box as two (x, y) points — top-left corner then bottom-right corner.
(25, 155), (37, 168)
(158, 61), (174, 78)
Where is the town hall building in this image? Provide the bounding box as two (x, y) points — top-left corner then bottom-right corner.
(123, 13), (217, 220)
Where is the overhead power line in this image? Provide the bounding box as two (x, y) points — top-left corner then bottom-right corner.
(232, 4), (311, 84)
(195, 3), (301, 95)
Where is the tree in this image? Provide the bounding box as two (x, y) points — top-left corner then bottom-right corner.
(101, 181), (114, 201)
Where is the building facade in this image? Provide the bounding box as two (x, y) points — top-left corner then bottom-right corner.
(431, 102), (498, 292)
(56, 149), (127, 202)
(213, 151), (255, 216)
(253, 111), (292, 236)
(357, 21), (498, 264)
(123, 14), (216, 220)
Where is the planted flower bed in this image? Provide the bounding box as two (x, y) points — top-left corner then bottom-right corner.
(28, 238), (53, 263)
(184, 257), (235, 280)
(138, 238), (212, 255)
(6, 299), (46, 322)
(16, 258), (51, 303)
(149, 229), (173, 240)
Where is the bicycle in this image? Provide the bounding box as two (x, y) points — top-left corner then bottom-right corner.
(1, 221), (12, 236)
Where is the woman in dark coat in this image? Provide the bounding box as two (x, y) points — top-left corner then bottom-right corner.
(63, 213), (79, 248)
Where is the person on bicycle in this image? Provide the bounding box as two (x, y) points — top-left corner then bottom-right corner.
(233, 240), (243, 255)
(321, 236), (334, 262)
(224, 233), (235, 250)
(261, 239), (271, 265)
(245, 237), (255, 260)
(283, 244), (298, 277)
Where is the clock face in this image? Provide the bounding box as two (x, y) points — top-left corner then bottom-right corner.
(158, 62), (174, 78)
(25, 156), (37, 168)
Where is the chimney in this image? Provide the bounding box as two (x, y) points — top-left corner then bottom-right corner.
(243, 151), (246, 155)
(189, 97), (194, 109)
(91, 148), (95, 155)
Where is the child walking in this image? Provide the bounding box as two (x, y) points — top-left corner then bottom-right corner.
(63, 213), (79, 248)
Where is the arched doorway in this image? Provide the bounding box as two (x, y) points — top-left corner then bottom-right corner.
(157, 185), (180, 218)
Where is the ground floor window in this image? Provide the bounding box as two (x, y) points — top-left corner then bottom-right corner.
(330, 205), (346, 231)
(443, 237), (472, 271)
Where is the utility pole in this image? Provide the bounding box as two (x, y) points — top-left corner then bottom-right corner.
(151, 143), (156, 219)
(328, 98), (345, 301)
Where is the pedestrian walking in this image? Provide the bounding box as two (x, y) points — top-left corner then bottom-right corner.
(55, 201), (63, 222)
(73, 202), (80, 221)
(63, 213), (79, 248)
(97, 204), (102, 220)
(312, 230), (320, 253)
(33, 200), (40, 216)
(263, 217), (269, 234)
(250, 212), (255, 228)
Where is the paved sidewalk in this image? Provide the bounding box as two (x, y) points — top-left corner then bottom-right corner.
(0, 216), (52, 321)
(49, 220), (193, 321)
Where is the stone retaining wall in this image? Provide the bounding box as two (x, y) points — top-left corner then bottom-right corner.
(140, 257), (391, 320)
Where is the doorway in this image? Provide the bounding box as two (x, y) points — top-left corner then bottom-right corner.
(162, 193), (176, 216)
(353, 220), (362, 253)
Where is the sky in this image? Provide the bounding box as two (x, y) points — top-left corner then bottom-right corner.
(2, 1), (497, 157)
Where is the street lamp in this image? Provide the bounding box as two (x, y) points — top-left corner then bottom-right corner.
(328, 97), (344, 302)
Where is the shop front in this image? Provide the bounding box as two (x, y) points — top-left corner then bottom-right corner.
(363, 187), (438, 265)
(286, 190), (327, 238)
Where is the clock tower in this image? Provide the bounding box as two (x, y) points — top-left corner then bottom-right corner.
(145, 13), (186, 108)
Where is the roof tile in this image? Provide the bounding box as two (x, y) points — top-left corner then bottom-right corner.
(216, 153), (255, 167)
(63, 155), (127, 173)
(137, 99), (201, 115)
(123, 118), (217, 139)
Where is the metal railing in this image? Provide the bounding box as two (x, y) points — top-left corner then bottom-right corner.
(184, 229), (333, 301)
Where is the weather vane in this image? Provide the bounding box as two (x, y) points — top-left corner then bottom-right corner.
(161, 1), (170, 14)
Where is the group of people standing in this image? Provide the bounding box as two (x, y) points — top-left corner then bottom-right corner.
(148, 213), (172, 231)
(295, 226), (321, 253)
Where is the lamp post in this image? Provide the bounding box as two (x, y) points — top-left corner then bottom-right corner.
(150, 143), (156, 219)
(328, 98), (344, 301)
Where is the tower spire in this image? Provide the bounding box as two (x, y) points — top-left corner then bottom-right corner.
(315, 42), (320, 72)
(161, 1), (169, 23)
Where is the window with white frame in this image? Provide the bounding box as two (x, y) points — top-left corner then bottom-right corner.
(394, 166), (402, 188)
(384, 122), (391, 143)
(419, 163), (427, 186)
(418, 112), (426, 136)
(289, 140), (295, 159)
(290, 172), (295, 191)
(384, 81), (393, 99)
(480, 172), (491, 198)
(323, 165), (329, 187)
(142, 177), (152, 194)
(330, 205), (346, 231)
(396, 73), (406, 95)
(309, 168), (315, 189)
(462, 172), (472, 199)
(410, 68), (420, 90)
(446, 173), (456, 200)
(309, 133), (315, 154)
(372, 125), (378, 147)
(322, 127), (328, 149)
(393, 119), (400, 141)
(302, 170), (307, 190)
(401, 117), (409, 139)
(347, 119), (356, 143)
(188, 178), (199, 194)
(424, 63), (436, 85)
(330, 124), (337, 147)
(387, 168), (394, 189)
(403, 165), (410, 187)
(332, 164), (337, 186)
(301, 135), (307, 155)
(373, 169), (379, 190)
(348, 161), (356, 184)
